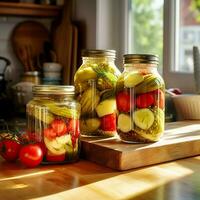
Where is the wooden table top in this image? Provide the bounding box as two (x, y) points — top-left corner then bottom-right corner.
(1, 156), (200, 200)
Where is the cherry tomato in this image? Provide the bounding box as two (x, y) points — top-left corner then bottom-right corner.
(116, 91), (132, 112)
(51, 119), (67, 136)
(136, 93), (154, 108)
(19, 144), (43, 168)
(43, 128), (57, 140)
(0, 139), (21, 162)
(100, 113), (116, 131)
(46, 151), (65, 162)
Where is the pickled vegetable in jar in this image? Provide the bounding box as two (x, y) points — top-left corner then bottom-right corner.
(74, 50), (121, 137)
(116, 54), (165, 143)
(26, 85), (81, 164)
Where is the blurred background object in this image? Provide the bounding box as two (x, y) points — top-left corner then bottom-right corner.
(0, 56), (14, 118)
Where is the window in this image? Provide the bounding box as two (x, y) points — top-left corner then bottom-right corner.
(127, 0), (200, 92)
(96, 0), (197, 92)
(178, 0), (200, 72)
(128, 0), (164, 73)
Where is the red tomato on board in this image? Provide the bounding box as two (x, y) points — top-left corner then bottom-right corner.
(0, 139), (21, 162)
(19, 144), (43, 168)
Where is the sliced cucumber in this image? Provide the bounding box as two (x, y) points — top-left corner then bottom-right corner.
(124, 72), (144, 88)
(118, 113), (132, 132)
(133, 108), (154, 130)
(44, 135), (71, 155)
(95, 99), (116, 117)
(80, 118), (101, 133)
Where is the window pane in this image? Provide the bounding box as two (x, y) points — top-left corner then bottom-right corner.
(178, 0), (200, 72)
(128, 0), (164, 72)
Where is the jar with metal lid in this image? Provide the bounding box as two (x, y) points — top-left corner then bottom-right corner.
(21, 71), (41, 84)
(26, 85), (81, 164)
(116, 54), (165, 143)
(74, 49), (121, 137)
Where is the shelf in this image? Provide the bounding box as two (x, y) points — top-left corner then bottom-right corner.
(0, 2), (62, 17)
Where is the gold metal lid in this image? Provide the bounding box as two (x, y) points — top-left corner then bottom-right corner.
(81, 49), (116, 58)
(123, 54), (159, 64)
(33, 85), (75, 95)
(24, 71), (40, 76)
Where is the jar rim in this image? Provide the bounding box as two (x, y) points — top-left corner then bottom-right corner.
(33, 85), (75, 95)
(123, 54), (159, 65)
(81, 49), (116, 58)
(24, 71), (40, 76)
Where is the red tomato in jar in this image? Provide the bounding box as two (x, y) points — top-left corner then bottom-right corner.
(43, 128), (57, 140)
(51, 119), (67, 136)
(100, 113), (116, 131)
(136, 93), (154, 108)
(19, 144), (43, 168)
(0, 139), (21, 162)
(153, 89), (165, 109)
(46, 151), (65, 162)
(116, 91), (133, 112)
(68, 119), (80, 138)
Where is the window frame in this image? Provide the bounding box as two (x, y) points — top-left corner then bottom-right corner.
(163, 0), (195, 93)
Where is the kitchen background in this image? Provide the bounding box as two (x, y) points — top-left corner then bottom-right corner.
(1, 0), (200, 124)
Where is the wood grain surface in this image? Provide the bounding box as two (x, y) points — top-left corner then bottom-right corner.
(1, 156), (200, 200)
(81, 121), (200, 170)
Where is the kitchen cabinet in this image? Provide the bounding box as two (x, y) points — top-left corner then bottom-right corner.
(0, 1), (77, 85)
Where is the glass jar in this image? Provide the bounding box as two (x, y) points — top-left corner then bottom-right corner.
(26, 85), (81, 164)
(116, 54), (165, 143)
(74, 50), (121, 137)
(21, 71), (41, 84)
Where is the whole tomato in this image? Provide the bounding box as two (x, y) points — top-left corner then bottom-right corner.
(116, 91), (133, 113)
(19, 144), (43, 168)
(136, 93), (154, 108)
(100, 113), (116, 131)
(51, 119), (67, 136)
(0, 139), (21, 162)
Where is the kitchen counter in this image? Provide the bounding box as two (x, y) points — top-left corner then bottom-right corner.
(1, 156), (200, 200)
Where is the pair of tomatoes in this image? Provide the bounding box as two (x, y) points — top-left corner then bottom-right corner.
(116, 89), (165, 113)
(0, 137), (43, 168)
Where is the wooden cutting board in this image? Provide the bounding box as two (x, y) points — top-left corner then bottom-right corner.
(81, 121), (200, 171)
(12, 21), (49, 72)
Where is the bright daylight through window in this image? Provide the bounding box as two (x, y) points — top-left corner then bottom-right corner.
(179, 0), (200, 72)
(128, 0), (164, 73)
(128, 0), (200, 74)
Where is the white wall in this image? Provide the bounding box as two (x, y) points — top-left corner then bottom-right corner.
(96, 0), (128, 69)
(74, 0), (128, 70)
(74, 0), (97, 49)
